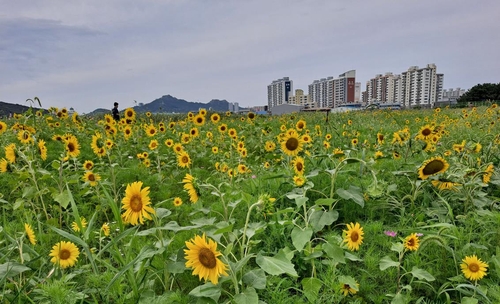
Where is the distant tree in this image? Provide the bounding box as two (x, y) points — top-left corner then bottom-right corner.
(458, 83), (500, 104)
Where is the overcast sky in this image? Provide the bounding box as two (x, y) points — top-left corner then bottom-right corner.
(1, 0), (499, 113)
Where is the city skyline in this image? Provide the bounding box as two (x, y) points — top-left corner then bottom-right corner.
(1, 1), (499, 114)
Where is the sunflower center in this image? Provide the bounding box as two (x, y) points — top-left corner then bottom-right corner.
(469, 263), (479, 272)
(182, 156), (189, 163)
(407, 239), (415, 247)
(351, 231), (359, 242)
(422, 128), (431, 136)
(296, 163), (303, 171)
(59, 249), (71, 260)
(88, 174), (95, 182)
(130, 195), (143, 212)
(68, 143), (75, 152)
(198, 248), (217, 269)
(286, 137), (299, 151)
(422, 160), (445, 175)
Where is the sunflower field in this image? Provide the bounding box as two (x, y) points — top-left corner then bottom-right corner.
(0, 104), (499, 304)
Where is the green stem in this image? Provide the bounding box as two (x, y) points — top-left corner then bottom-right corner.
(241, 200), (262, 259)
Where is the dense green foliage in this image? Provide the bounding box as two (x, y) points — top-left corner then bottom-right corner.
(0, 104), (499, 303)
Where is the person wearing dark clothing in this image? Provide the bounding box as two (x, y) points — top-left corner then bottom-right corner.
(112, 102), (120, 121)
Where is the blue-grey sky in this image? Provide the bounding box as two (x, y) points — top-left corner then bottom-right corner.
(1, 0), (499, 113)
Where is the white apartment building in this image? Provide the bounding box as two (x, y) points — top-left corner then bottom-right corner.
(364, 64), (444, 108)
(308, 70), (356, 108)
(267, 77), (293, 109)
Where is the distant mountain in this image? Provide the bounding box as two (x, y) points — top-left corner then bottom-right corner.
(0, 101), (44, 117)
(87, 95), (236, 116)
(136, 95), (231, 113)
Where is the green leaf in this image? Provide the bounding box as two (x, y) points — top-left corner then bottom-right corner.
(189, 283), (221, 301)
(345, 252), (363, 262)
(256, 253), (298, 277)
(291, 227), (313, 251)
(314, 198), (335, 207)
(0, 262), (31, 282)
(410, 267), (435, 281)
(379, 256), (400, 270)
(302, 277), (323, 303)
(461, 297), (478, 304)
(310, 209), (338, 232)
(242, 269), (266, 290)
(336, 186), (364, 207)
(338, 275), (358, 292)
(322, 243), (345, 264)
(234, 287), (259, 304)
(390, 242), (405, 253)
(294, 196), (309, 208)
(391, 292), (407, 304)
(53, 190), (71, 209)
(165, 261), (185, 274)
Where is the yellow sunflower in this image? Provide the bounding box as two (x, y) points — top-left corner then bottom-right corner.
(181, 133), (191, 144)
(247, 112), (256, 120)
(483, 164), (494, 184)
(164, 139), (174, 147)
(71, 217), (88, 232)
(124, 108), (136, 121)
(0, 121), (7, 134)
(121, 181), (155, 225)
(173, 143), (184, 154)
(292, 156), (305, 176)
(149, 139), (159, 150)
(218, 124), (228, 133)
(5, 143), (16, 163)
(83, 171), (101, 186)
(193, 114), (205, 126)
(182, 174), (199, 203)
(293, 175), (306, 187)
(418, 157), (449, 180)
(0, 158), (9, 173)
(281, 133), (304, 156)
(123, 125), (133, 139)
(18, 130), (34, 144)
(65, 135), (81, 158)
(212, 146), (219, 154)
(416, 124), (434, 141)
(190, 127), (199, 137)
(101, 222), (110, 236)
(173, 197), (183, 207)
(264, 161), (271, 169)
(265, 141), (276, 152)
(25, 223), (36, 245)
(237, 164), (248, 174)
(145, 124), (157, 137)
(377, 132), (385, 144)
(83, 160), (94, 171)
(184, 233), (229, 285)
(177, 151), (192, 168)
(49, 241), (80, 268)
(296, 119), (306, 131)
(461, 255), (488, 281)
(431, 179), (460, 191)
(404, 233), (420, 251)
(351, 138), (358, 146)
(210, 113), (221, 124)
(340, 282), (359, 296)
(343, 222), (364, 251)
(38, 139), (47, 160)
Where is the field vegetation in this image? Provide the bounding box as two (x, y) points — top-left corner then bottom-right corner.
(0, 103), (499, 303)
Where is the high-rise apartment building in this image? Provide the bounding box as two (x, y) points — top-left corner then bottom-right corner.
(308, 70), (356, 108)
(267, 77), (293, 109)
(363, 64), (444, 108)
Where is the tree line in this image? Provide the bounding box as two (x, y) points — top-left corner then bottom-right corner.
(458, 83), (500, 104)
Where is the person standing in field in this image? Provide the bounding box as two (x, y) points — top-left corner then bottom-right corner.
(112, 102), (120, 121)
